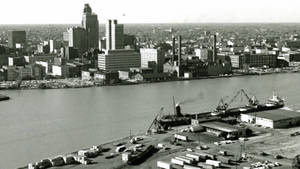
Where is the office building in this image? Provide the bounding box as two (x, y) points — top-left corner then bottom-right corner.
(62, 47), (79, 60)
(106, 19), (124, 50)
(49, 40), (58, 53)
(98, 49), (140, 71)
(124, 34), (136, 49)
(106, 20), (112, 50)
(81, 3), (99, 49)
(67, 27), (87, 55)
(8, 30), (26, 49)
(140, 48), (164, 73)
(8, 57), (25, 66)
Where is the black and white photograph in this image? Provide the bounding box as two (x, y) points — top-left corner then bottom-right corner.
(0, 0), (300, 169)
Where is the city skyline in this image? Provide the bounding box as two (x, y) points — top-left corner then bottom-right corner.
(1, 0), (300, 24)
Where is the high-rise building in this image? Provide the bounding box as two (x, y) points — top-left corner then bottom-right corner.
(81, 3), (99, 49)
(140, 48), (164, 73)
(111, 20), (124, 50)
(67, 27), (87, 55)
(8, 30), (26, 49)
(98, 49), (140, 71)
(106, 19), (124, 50)
(49, 40), (58, 53)
(106, 20), (112, 50)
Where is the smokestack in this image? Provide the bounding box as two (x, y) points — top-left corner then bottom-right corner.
(172, 35), (175, 62)
(178, 35), (182, 66)
(213, 34), (217, 63)
(175, 103), (182, 117)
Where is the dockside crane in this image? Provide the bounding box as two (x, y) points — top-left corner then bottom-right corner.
(214, 89), (259, 114)
(147, 107), (164, 134)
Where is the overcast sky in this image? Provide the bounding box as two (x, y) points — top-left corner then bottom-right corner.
(0, 0), (300, 24)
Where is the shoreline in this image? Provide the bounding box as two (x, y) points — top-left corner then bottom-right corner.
(1, 69), (300, 91)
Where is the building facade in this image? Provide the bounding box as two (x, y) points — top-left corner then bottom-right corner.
(8, 30), (26, 49)
(67, 27), (87, 55)
(240, 109), (300, 128)
(81, 3), (99, 49)
(140, 48), (164, 73)
(106, 19), (124, 50)
(98, 49), (140, 71)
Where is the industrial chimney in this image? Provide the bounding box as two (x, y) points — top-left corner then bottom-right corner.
(213, 34), (217, 63)
(172, 35), (176, 63)
(178, 35), (182, 66)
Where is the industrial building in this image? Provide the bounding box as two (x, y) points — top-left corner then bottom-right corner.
(200, 122), (247, 139)
(229, 53), (278, 69)
(240, 109), (300, 128)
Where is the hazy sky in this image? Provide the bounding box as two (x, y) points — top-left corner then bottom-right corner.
(1, 0), (300, 24)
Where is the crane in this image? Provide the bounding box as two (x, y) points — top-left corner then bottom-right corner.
(147, 107), (164, 134)
(215, 89), (259, 112)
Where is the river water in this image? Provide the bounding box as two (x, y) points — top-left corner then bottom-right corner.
(0, 73), (300, 169)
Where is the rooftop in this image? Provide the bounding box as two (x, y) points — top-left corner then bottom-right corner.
(244, 109), (300, 121)
(200, 121), (243, 133)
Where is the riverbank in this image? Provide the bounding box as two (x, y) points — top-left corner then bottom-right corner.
(1, 67), (300, 91)
(19, 119), (299, 169)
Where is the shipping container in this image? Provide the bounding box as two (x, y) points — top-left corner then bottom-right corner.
(184, 164), (201, 169)
(206, 160), (221, 167)
(197, 162), (215, 169)
(175, 156), (193, 164)
(157, 161), (173, 169)
(186, 154), (200, 162)
(171, 158), (185, 166)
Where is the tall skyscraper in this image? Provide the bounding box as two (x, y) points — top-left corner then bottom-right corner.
(105, 19), (124, 50)
(111, 20), (124, 50)
(67, 27), (87, 55)
(81, 3), (99, 49)
(105, 20), (112, 50)
(8, 30), (26, 49)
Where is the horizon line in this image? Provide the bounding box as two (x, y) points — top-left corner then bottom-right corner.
(2, 22), (300, 25)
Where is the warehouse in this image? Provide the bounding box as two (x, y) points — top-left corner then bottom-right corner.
(200, 122), (247, 139)
(240, 109), (300, 128)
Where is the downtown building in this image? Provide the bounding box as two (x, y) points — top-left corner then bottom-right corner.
(140, 48), (164, 73)
(8, 30), (26, 49)
(82, 3), (99, 49)
(98, 49), (140, 71)
(98, 20), (140, 71)
(63, 4), (99, 58)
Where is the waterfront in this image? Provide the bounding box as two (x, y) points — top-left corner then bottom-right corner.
(1, 73), (300, 169)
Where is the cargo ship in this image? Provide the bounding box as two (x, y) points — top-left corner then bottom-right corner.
(0, 94), (9, 101)
(157, 90), (284, 129)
